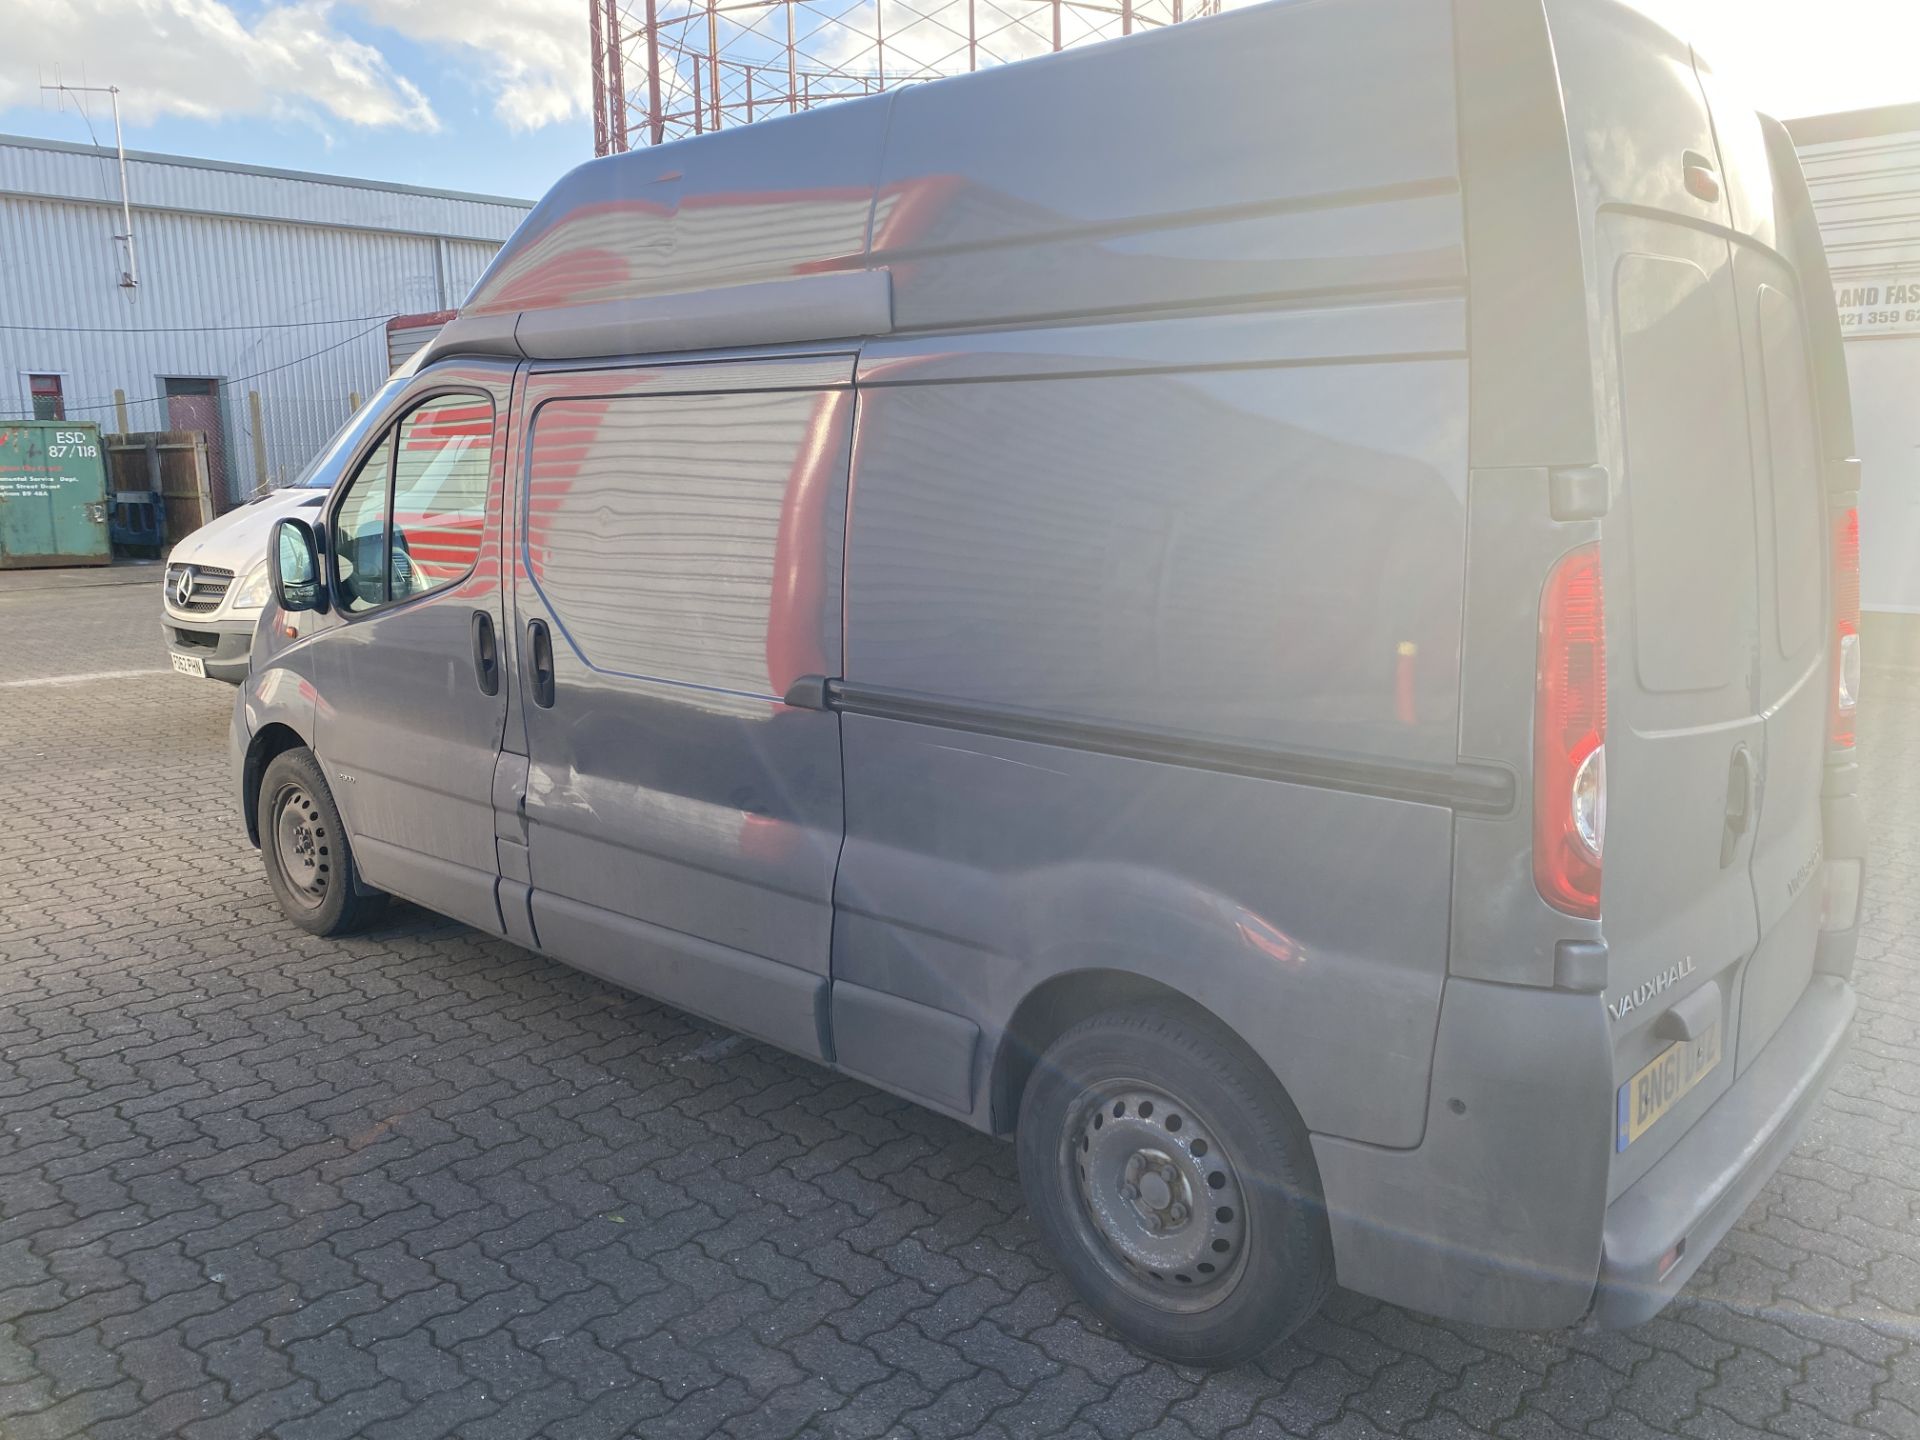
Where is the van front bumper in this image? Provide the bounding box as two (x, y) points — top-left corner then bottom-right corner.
(161, 616), (254, 683)
(1590, 974), (1855, 1328)
(230, 689), (257, 846)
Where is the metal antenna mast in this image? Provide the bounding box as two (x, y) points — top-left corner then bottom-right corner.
(42, 81), (140, 293)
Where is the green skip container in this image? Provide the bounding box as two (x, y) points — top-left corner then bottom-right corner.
(0, 420), (111, 568)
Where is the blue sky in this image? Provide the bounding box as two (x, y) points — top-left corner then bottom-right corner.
(2, 0), (590, 201)
(2, 1), (1918, 205)
(19, 93), (583, 206)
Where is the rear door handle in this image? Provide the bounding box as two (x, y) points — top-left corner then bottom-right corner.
(470, 610), (499, 696)
(527, 618), (555, 709)
(1721, 745), (1755, 868)
(1683, 150), (1721, 202)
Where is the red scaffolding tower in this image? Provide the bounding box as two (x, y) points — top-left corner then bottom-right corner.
(587, 0), (1222, 152)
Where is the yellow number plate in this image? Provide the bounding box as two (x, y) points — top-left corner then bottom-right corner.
(1617, 1022), (1722, 1151)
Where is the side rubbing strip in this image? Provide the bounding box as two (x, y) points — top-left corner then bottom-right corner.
(831, 983), (980, 1114)
(826, 680), (1514, 814)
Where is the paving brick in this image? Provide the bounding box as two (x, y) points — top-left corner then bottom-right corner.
(0, 574), (1915, 1440)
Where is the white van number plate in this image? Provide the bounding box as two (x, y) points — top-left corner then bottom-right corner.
(169, 652), (206, 678)
(1617, 1022), (1722, 1151)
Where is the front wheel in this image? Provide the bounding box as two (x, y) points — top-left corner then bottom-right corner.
(1017, 1004), (1334, 1368)
(258, 747), (384, 936)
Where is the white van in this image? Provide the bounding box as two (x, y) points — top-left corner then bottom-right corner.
(161, 361), (424, 682)
(161, 485), (328, 681)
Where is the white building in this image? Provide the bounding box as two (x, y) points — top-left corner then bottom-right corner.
(1791, 103), (1920, 623)
(1, 134), (531, 506)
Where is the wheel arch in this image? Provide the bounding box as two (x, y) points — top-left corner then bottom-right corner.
(989, 968), (1293, 1137)
(242, 722), (310, 847)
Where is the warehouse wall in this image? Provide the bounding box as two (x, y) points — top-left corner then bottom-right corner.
(0, 136), (529, 503)
(1793, 106), (1920, 617)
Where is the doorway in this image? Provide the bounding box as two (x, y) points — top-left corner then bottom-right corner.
(162, 378), (232, 509)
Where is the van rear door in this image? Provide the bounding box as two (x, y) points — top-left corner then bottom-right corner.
(1699, 67), (1835, 1072)
(1551, 0), (1844, 1189)
(1595, 211), (1763, 1179)
(1720, 258), (1828, 1071)
(1546, 0), (1767, 1189)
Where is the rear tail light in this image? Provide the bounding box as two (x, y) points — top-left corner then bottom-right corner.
(1831, 506), (1860, 749)
(1535, 544), (1606, 919)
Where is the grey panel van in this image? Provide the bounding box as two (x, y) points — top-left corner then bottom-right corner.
(235, 0), (1865, 1366)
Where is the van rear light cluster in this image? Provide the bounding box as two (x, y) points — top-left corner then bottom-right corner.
(1831, 506), (1860, 750)
(1534, 544), (1606, 920)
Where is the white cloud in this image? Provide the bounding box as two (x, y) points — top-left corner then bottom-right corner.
(3, 0), (594, 137)
(2, 0), (440, 131)
(6, 0), (1915, 149)
(364, 0), (587, 131)
(1626, 1), (1920, 118)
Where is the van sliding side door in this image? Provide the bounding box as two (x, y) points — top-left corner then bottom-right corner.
(509, 354), (856, 1060)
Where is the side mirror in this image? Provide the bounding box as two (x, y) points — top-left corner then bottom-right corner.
(270, 517), (328, 614)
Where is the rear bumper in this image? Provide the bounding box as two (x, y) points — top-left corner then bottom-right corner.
(1816, 767), (1866, 981)
(161, 616), (254, 683)
(1312, 971), (1853, 1332)
(1589, 974), (1855, 1327)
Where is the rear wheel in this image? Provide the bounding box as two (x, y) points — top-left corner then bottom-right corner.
(1017, 1004), (1333, 1368)
(259, 748), (383, 936)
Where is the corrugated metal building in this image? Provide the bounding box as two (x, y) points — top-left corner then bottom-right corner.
(1790, 104), (1920, 620)
(1, 134), (531, 505)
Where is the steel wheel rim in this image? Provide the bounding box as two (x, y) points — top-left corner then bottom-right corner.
(270, 781), (332, 909)
(1062, 1080), (1251, 1313)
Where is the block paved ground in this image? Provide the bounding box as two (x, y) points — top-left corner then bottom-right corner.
(0, 570), (1914, 1440)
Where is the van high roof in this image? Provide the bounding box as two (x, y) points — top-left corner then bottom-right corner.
(424, 0), (1466, 367)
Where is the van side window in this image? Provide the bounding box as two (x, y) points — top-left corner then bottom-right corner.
(524, 387), (847, 696)
(330, 393), (493, 614)
(332, 436), (393, 614)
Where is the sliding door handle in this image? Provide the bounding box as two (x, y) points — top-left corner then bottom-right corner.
(470, 610), (499, 696)
(528, 618), (555, 709)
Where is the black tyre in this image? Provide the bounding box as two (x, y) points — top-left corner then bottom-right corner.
(1017, 1004), (1334, 1368)
(258, 747), (384, 937)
